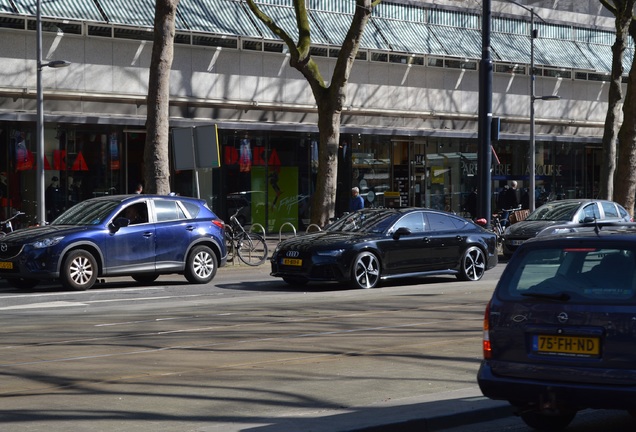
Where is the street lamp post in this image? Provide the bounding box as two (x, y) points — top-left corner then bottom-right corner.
(528, 8), (560, 212)
(36, 0), (70, 225)
(477, 0), (493, 226)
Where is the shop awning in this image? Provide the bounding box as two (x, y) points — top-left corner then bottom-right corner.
(0, 0), (15, 13)
(491, 33), (529, 64)
(625, 47), (635, 73)
(371, 1), (445, 55)
(428, 25), (482, 58)
(11, 0), (104, 21)
(373, 18), (446, 55)
(178, 0), (263, 37)
(575, 42), (612, 73)
(94, 0), (156, 26)
(0, 0), (628, 74)
(309, 10), (389, 50)
(256, 3), (332, 45)
(534, 38), (595, 70)
(492, 33), (612, 73)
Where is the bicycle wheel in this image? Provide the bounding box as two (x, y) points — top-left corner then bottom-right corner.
(224, 226), (235, 262)
(493, 225), (502, 244)
(237, 232), (268, 266)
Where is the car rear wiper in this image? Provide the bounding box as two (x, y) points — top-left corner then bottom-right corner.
(521, 291), (571, 302)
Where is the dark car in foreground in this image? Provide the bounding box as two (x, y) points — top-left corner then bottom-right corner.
(0, 195), (226, 291)
(478, 222), (636, 430)
(502, 199), (631, 258)
(271, 207), (498, 289)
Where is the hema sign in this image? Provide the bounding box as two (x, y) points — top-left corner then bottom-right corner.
(172, 125), (220, 170)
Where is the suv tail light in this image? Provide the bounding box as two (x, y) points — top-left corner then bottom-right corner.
(212, 219), (225, 229)
(482, 300), (492, 359)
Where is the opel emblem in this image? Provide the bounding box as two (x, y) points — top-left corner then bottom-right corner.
(286, 251), (300, 258)
(0, 243), (6, 252)
(557, 312), (569, 323)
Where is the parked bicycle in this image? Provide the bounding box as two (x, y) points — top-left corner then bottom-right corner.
(0, 211), (24, 237)
(224, 208), (269, 266)
(490, 212), (505, 246)
(475, 213), (506, 248)
(474, 207), (518, 249)
(499, 205), (523, 228)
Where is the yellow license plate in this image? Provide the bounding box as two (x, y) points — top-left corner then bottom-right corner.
(534, 335), (600, 357)
(0, 261), (13, 270)
(282, 258), (302, 266)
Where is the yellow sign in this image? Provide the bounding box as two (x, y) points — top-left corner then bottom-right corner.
(432, 166), (447, 184)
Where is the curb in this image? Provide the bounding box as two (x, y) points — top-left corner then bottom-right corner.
(350, 402), (513, 431)
(239, 388), (513, 432)
(348, 389), (513, 432)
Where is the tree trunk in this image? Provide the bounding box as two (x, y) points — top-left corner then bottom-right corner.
(598, 0), (634, 200)
(599, 33), (627, 199)
(614, 23), (636, 217)
(310, 104), (341, 227)
(144, 0), (179, 195)
(245, 0), (377, 226)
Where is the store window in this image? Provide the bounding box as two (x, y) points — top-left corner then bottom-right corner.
(424, 137), (477, 214)
(492, 139), (593, 211)
(0, 124), (127, 226)
(350, 135), (391, 209)
(1, 128), (36, 226)
(220, 130), (312, 234)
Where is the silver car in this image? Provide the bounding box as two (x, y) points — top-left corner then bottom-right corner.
(502, 199), (632, 258)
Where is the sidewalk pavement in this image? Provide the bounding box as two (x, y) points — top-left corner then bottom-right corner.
(345, 388), (512, 432)
(218, 387), (513, 432)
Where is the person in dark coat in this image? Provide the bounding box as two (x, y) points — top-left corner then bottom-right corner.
(46, 176), (64, 221)
(462, 188), (477, 218)
(500, 181), (519, 227)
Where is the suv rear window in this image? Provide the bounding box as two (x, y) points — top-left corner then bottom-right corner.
(499, 247), (636, 303)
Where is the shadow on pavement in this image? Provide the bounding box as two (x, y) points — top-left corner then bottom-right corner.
(240, 389), (513, 432)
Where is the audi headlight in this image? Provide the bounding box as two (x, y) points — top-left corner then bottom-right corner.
(32, 237), (64, 249)
(316, 249), (345, 257)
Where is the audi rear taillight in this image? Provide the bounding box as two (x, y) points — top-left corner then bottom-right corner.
(483, 300), (492, 359)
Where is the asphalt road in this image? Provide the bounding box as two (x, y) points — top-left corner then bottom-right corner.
(0, 262), (509, 432)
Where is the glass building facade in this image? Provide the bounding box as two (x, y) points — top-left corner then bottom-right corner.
(0, 121), (601, 231)
(0, 1), (618, 230)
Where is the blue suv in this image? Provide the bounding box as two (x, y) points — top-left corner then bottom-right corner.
(0, 195), (227, 291)
(478, 222), (636, 430)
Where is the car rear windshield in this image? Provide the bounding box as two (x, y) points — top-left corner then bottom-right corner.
(525, 201), (582, 221)
(327, 210), (397, 233)
(498, 247), (636, 303)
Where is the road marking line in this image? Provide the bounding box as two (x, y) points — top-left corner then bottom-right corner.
(0, 301), (88, 310)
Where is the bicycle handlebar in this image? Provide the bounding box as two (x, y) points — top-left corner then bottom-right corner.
(1, 211), (24, 225)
